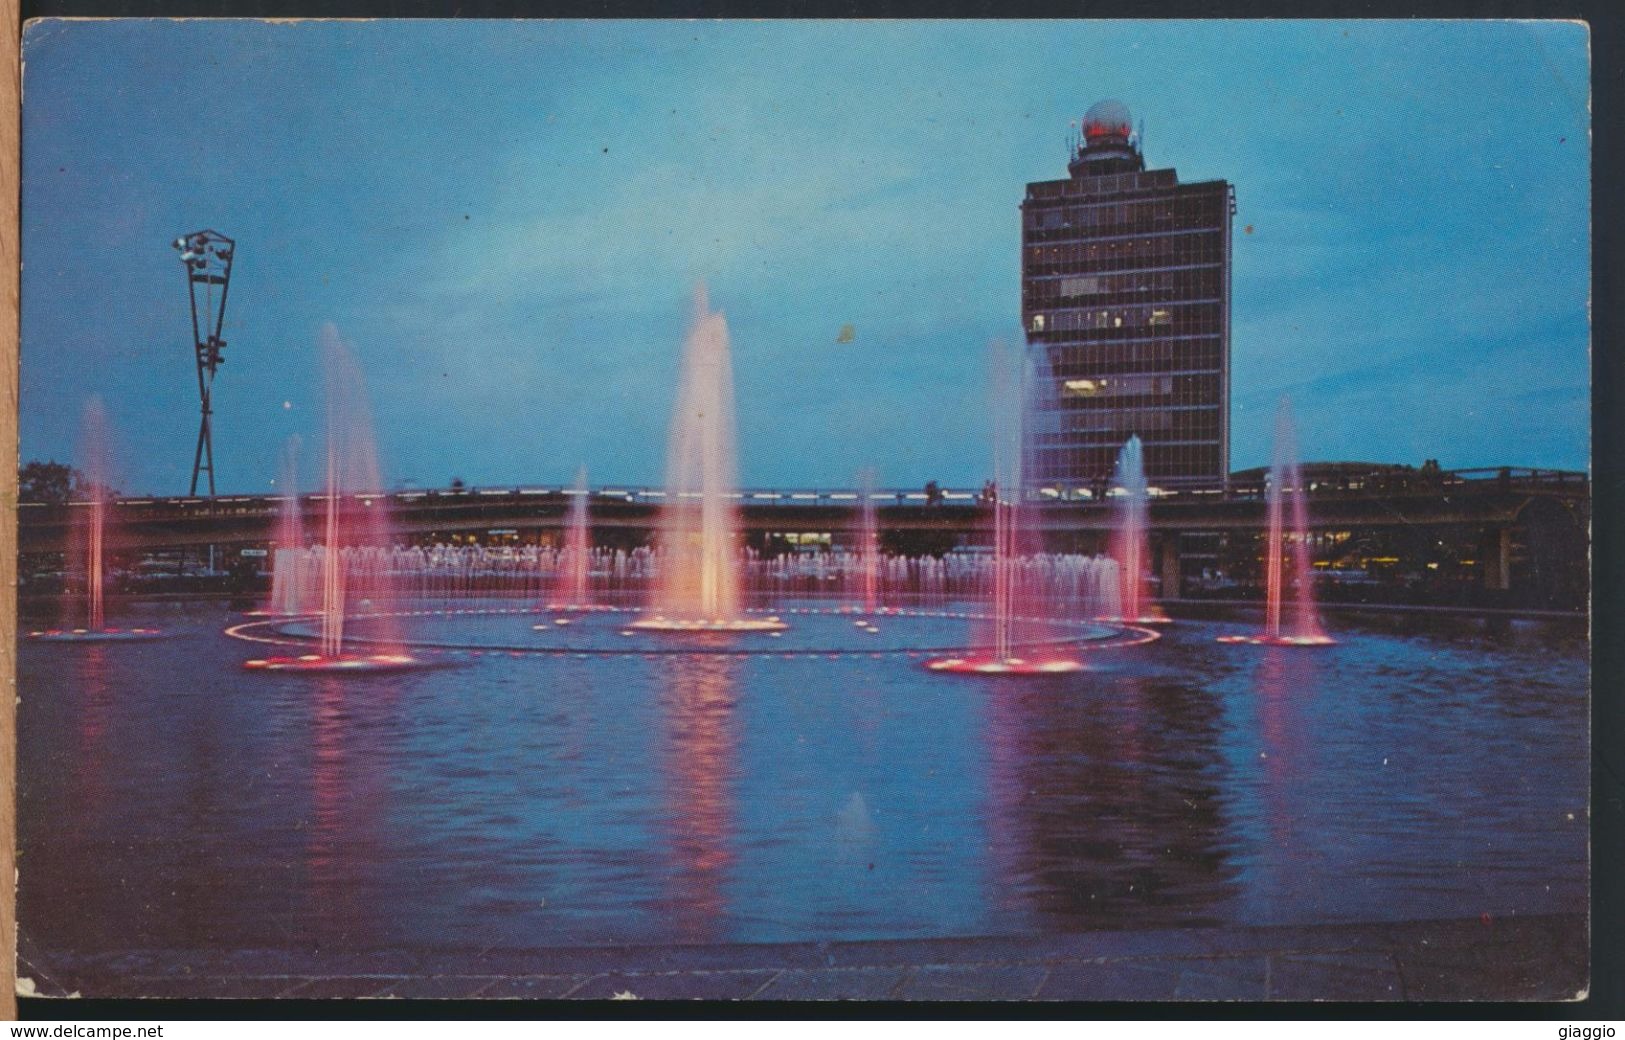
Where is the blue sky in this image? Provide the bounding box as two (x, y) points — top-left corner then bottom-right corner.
(20, 19), (1590, 494)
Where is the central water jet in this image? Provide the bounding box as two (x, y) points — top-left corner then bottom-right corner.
(1218, 397), (1335, 647)
(1102, 436), (1168, 624)
(926, 341), (1089, 674)
(543, 465), (613, 613)
(856, 467), (881, 615)
(244, 324), (437, 672)
(633, 286), (785, 634)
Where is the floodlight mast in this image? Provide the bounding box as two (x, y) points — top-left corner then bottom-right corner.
(172, 230), (235, 496)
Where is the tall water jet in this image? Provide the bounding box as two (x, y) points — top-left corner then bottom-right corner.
(928, 342), (1083, 674)
(267, 435), (314, 615)
(244, 325), (430, 671)
(547, 465), (607, 611)
(1218, 397), (1334, 647)
(855, 467), (881, 614)
(318, 385), (347, 658)
(1103, 436), (1166, 624)
(632, 286), (784, 633)
(30, 399), (163, 641)
(86, 421), (104, 632)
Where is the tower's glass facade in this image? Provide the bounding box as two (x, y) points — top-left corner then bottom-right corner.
(1022, 102), (1234, 493)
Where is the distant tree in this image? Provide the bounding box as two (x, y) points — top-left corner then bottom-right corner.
(19, 460), (82, 504)
(449, 477), (467, 493)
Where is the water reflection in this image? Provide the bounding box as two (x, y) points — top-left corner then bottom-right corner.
(1250, 648), (1319, 917)
(16, 602), (1588, 956)
(983, 669), (1239, 929)
(172, 653), (232, 948)
(72, 646), (111, 814)
(657, 654), (740, 940)
(309, 678), (347, 874)
(302, 675), (398, 944)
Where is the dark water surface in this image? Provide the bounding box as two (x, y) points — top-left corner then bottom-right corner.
(18, 600), (1588, 955)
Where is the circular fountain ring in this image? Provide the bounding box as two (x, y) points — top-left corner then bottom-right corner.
(224, 605), (1155, 660)
(626, 615), (790, 633)
(1215, 633), (1338, 647)
(241, 652), (448, 673)
(225, 618), (447, 673)
(27, 627), (167, 643)
(923, 621), (1161, 675)
(924, 656), (1088, 675)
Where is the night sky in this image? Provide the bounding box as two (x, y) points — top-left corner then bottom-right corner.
(20, 20), (1590, 495)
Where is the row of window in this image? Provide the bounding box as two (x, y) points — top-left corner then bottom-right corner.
(1030, 443), (1224, 484)
(1030, 406), (1223, 442)
(1040, 338), (1223, 373)
(1028, 302), (1222, 336)
(1023, 267), (1222, 307)
(1028, 327), (1225, 347)
(1058, 374), (1173, 399)
(1039, 427), (1222, 448)
(1024, 194), (1226, 236)
(1025, 220), (1224, 244)
(1046, 373), (1222, 403)
(1023, 234), (1227, 274)
(1024, 170), (1179, 201)
(1025, 257), (1224, 279)
(1048, 373), (1222, 405)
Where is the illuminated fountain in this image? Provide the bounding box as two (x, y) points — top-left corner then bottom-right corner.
(227, 308), (1133, 661)
(631, 286), (786, 634)
(853, 467), (881, 614)
(538, 465), (615, 622)
(29, 399), (163, 642)
(1218, 397), (1335, 647)
(265, 435), (318, 616)
(1101, 436), (1167, 624)
(927, 342), (1093, 674)
(243, 325), (431, 672)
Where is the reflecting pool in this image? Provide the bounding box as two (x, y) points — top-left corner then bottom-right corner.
(18, 600), (1587, 956)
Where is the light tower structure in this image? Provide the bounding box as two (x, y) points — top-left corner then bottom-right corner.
(173, 230), (236, 496)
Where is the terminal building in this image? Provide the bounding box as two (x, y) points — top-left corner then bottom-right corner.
(1021, 99), (1235, 494)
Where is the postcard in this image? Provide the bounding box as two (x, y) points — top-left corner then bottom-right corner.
(14, 19), (1590, 1003)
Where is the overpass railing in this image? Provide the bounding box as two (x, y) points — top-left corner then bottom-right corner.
(18, 465), (1589, 523)
(16, 486), (993, 523)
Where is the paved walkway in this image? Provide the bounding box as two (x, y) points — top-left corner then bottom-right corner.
(18, 913), (1587, 1002)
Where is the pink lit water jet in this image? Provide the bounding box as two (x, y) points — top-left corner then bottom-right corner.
(1217, 398), (1335, 647)
(855, 467), (881, 614)
(30, 400), (164, 642)
(633, 286), (785, 634)
(1101, 436), (1167, 625)
(79, 400), (111, 631)
(927, 342), (1085, 674)
(246, 325), (433, 672)
(545, 466), (613, 613)
(265, 435), (316, 616)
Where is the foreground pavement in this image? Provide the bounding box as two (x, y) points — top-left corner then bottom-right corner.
(18, 913), (1587, 1003)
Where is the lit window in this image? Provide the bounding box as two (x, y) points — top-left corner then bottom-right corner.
(1149, 309), (1172, 326)
(1031, 314), (1045, 332)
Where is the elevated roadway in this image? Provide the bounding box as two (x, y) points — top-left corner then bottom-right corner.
(19, 467), (1588, 557)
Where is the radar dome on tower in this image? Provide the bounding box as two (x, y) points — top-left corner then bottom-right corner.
(1082, 99), (1133, 142)
(1068, 98), (1143, 177)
